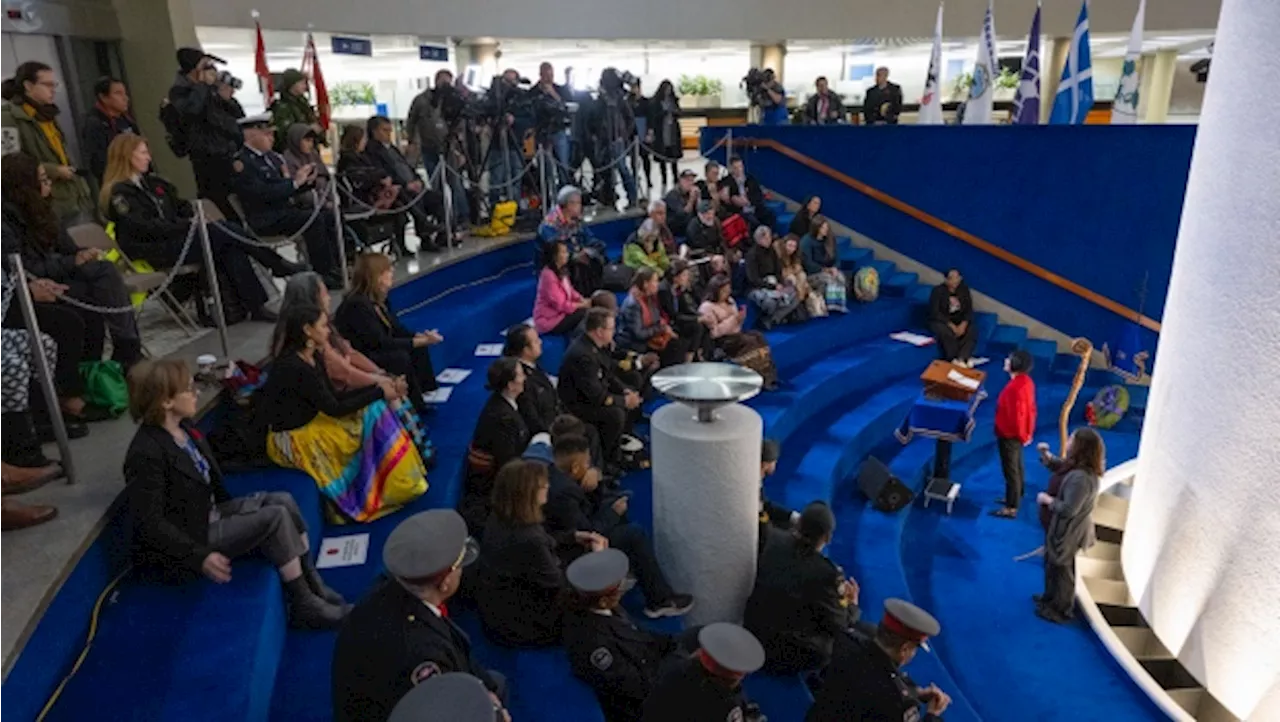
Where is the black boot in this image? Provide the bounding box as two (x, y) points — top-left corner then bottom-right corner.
(2, 412), (55, 467)
(284, 577), (348, 630)
(301, 555), (346, 605)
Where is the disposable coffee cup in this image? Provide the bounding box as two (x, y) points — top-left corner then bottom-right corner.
(196, 354), (217, 376)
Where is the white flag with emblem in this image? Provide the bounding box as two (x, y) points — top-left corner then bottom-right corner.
(961, 0), (998, 125)
(1111, 0), (1146, 124)
(918, 3), (945, 125)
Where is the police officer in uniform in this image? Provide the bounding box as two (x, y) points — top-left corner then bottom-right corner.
(744, 502), (860, 676)
(642, 623), (768, 722)
(758, 439), (798, 554)
(230, 114), (344, 289)
(388, 673), (509, 722)
(563, 548), (682, 722)
(807, 599), (952, 722)
(331, 510), (506, 722)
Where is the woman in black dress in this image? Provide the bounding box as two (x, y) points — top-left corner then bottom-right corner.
(648, 81), (682, 187)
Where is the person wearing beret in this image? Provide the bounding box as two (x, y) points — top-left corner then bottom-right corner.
(806, 599), (952, 722)
(642, 623), (767, 722)
(562, 549), (686, 722)
(388, 673), (509, 722)
(744, 502), (861, 676)
(331, 509), (505, 722)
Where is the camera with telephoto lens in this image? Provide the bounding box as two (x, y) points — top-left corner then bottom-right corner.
(437, 82), (481, 125)
(216, 71), (243, 91)
(742, 67), (774, 107)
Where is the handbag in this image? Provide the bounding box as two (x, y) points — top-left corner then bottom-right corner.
(647, 328), (674, 352)
(721, 214), (749, 247)
(601, 263), (635, 292)
(78, 360), (129, 417)
(824, 277), (848, 313)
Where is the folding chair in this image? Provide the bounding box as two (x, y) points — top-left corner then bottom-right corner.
(226, 193), (310, 265)
(336, 176), (404, 257)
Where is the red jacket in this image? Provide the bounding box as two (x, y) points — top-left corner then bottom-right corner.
(995, 374), (1037, 444)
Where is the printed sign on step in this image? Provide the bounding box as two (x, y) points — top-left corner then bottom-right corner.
(316, 533), (370, 569)
(475, 344), (503, 357)
(422, 387), (453, 404)
(436, 368), (472, 384)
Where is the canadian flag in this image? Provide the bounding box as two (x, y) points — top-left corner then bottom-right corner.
(254, 21), (274, 103)
(302, 33), (330, 130)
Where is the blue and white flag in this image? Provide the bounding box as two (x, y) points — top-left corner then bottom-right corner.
(1050, 0), (1094, 124)
(1111, 0), (1147, 124)
(918, 3), (945, 125)
(1011, 4), (1041, 124)
(961, 0), (998, 125)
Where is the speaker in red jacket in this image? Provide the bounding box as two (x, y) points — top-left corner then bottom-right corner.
(857, 456), (913, 512)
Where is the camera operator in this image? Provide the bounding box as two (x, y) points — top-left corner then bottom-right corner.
(750, 68), (788, 126)
(862, 67), (903, 126)
(216, 72), (246, 119)
(804, 76), (845, 125)
(167, 47), (243, 219)
(535, 62), (573, 189)
(405, 68), (471, 228)
(485, 69), (529, 208)
(592, 68), (638, 209)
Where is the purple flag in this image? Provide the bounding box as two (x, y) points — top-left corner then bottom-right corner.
(1012, 5), (1042, 124)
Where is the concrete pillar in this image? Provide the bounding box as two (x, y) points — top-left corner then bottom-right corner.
(1040, 37), (1071, 122)
(112, 0), (198, 194)
(750, 42), (786, 83)
(1122, 1), (1280, 719)
(1140, 49), (1178, 123)
(456, 40), (499, 86)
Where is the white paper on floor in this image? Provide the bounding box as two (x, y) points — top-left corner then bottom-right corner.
(475, 343), (503, 357)
(422, 387), (454, 404)
(890, 331), (936, 347)
(316, 533), (370, 569)
(436, 368), (473, 384)
(969, 357), (991, 368)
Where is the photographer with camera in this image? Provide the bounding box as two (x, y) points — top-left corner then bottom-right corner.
(484, 69), (530, 209)
(216, 72), (246, 120)
(745, 68), (788, 126)
(535, 62), (574, 189)
(165, 48), (243, 219)
(405, 68), (471, 229)
(591, 68), (638, 209)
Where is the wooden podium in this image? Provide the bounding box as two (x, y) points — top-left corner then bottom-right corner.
(920, 360), (986, 402)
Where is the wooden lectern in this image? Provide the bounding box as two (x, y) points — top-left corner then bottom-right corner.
(920, 360), (987, 402)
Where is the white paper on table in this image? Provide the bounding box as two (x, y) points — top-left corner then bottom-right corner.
(946, 369), (981, 390)
(422, 387), (454, 404)
(475, 344), (503, 357)
(436, 368), (473, 384)
(315, 533), (370, 569)
(889, 331), (936, 347)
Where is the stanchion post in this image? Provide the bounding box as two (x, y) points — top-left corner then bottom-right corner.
(8, 254), (76, 484)
(725, 127), (734, 167)
(195, 203), (232, 360)
(538, 147), (550, 220)
(437, 164), (455, 250)
(330, 182), (349, 290)
(630, 138), (640, 209)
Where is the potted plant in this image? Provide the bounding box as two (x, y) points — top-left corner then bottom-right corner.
(678, 74), (723, 108)
(331, 82), (377, 118)
(949, 67), (1021, 102)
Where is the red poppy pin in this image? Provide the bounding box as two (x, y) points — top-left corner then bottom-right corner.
(155, 186), (165, 196)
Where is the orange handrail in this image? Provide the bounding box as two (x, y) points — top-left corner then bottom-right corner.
(733, 137), (1162, 333)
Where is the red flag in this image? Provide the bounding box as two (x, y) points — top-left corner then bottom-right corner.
(302, 33), (330, 130)
(254, 22), (274, 102)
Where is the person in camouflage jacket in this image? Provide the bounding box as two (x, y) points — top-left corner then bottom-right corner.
(270, 68), (319, 152)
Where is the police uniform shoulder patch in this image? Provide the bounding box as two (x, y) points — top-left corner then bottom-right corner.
(232, 159), (245, 173)
(726, 708), (744, 722)
(589, 646), (613, 671)
(409, 661), (441, 686)
(111, 195), (129, 215)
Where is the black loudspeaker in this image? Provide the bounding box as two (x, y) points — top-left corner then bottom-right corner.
(857, 456), (914, 512)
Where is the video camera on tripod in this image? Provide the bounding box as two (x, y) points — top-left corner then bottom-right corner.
(741, 67), (776, 107)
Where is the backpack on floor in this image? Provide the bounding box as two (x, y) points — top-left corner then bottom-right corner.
(853, 266), (880, 303)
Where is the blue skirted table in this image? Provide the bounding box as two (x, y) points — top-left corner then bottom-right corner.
(894, 386), (987, 514)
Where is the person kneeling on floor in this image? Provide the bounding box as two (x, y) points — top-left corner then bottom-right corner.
(758, 438), (799, 554)
(332, 509), (506, 722)
(745, 502), (861, 678)
(123, 359), (348, 629)
(545, 433), (693, 618)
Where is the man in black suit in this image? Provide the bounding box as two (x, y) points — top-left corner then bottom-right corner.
(559, 309), (642, 467)
(720, 156), (776, 231)
(862, 67), (903, 125)
(460, 358), (530, 534)
(332, 509), (507, 722)
(364, 115), (443, 253)
(744, 502), (862, 677)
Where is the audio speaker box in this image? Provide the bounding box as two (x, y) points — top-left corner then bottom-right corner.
(857, 456), (914, 512)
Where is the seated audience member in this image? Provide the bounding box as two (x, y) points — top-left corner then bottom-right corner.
(281, 123), (332, 206)
(2, 152), (142, 370)
(335, 125), (402, 212)
(699, 275), (779, 389)
(534, 240), (590, 336)
(800, 215), (847, 309)
(560, 308), (643, 468)
(259, 303), (427, 523)
(644, 199), (677, 253)
(3, 62), (95, 220)
(544, 434), (693, 617)
(662, 170), (699, 238)
(928, 268), (977, 367)
(230, 114), (344, 288)
(758, 439), (797, 553)
(804, 77), (845, 125)
(364, 115), (443, 253)
(123, 358), (347, 627)
(744, 226), (801, 329)
(643, 623), (767, 722)
(685, 200), (729, 261)
(332, 509), (506, 722)
(478, 459), (580, 647)
(523, 413), (606, 477)
(1035, 427), (1105, 624)
(276, 273), (430, 455)
(564, 549), (688, 722)
(744, 502), (861, 676)
(623, 218), (671, 274)
(617, 267), (687, 368)
(574, 291), (661, 394)
(81, 76), (142, 183)
(335, 252), (443, 411)
(659, 259), (709, 360)
(807, 600), (950, 722)
(777, 233), (826, 318)
(720, 156), (776, 232)
(102, 134), (305, 323)
(539, 186), (606, 295)
(697, 161), (722, 206)
(461, 358), (530, 534)
(993, 349), (1037, 520)
(788, 195), (821, 238)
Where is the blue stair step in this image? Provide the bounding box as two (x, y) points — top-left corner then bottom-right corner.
(1023, 338), (1059, 382)
(867, 259), (897, 279)
(974, 312), (999, 347)
(906, 284), (932, 305)
(987, 324), (1028, 352)
(764, 199), (787, 216)
(881, 272), (919, 297)
(775, 212), (796, 235)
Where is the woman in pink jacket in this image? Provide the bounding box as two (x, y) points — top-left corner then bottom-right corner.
(698, 274), (779, 389)
(534, 240), (590, 335)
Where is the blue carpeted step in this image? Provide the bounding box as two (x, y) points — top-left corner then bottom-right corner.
(987, 324), (1027, 353)
(867, 259), (897, 279)
(763, 299), (915, 374)
(880, 271), (919, 298)
(974, 312), (999, 347)
(774, 212), (796, 235)
(906, 284), (932, 306)
(837, 244), (873, 273)
(1022, 338), (1058, 383)
(764, 199), (787, 217)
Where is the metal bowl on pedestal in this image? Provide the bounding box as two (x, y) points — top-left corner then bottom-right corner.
(650, 362), (762, 423)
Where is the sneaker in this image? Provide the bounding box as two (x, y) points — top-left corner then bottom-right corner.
(644, 594), (695, 619)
